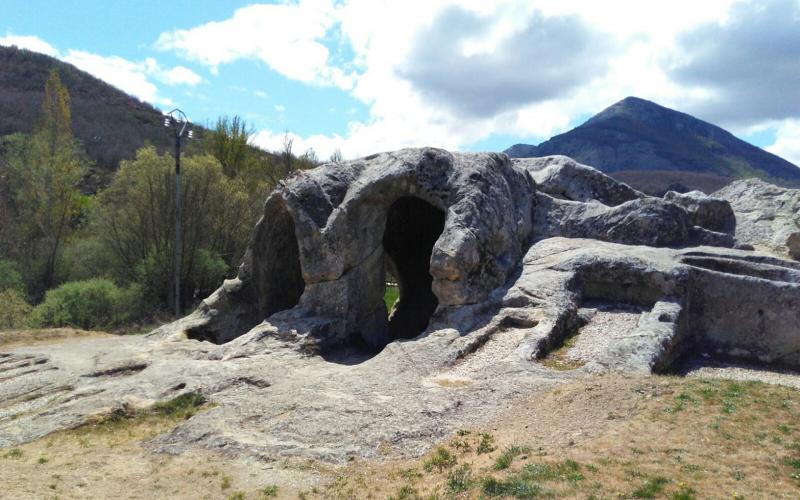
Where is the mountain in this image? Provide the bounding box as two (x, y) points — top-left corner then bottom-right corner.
(0, 45), (188, 188)
(505, 97), (800, 194)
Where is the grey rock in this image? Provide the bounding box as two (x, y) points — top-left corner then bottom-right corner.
(714, 178), (800, 259)
(663, 190), (736, 233)
(513, 155), (644, 206)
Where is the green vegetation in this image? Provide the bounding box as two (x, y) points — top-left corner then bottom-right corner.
(0, 68), (323, 330)
(259, 485), (279, 497)
(27, 278), (142, 330)
(477, 432), (496, 454)
(493, 446), (530, 470)
(150, 392), (206, 420)
(384, 285), (400, 311)
(632, 476), (669, 498)
(423, 446), (456, 472)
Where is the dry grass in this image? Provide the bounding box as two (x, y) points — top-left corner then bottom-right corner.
(1, 372), (798, 498)
(0, 327), (109, 349)
(312, 376), (800, 499)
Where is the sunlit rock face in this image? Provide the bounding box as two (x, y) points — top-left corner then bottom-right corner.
(155, 147), (746, 353)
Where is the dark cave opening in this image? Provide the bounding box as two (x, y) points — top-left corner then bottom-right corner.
(253, 198), (305, 319)
(186, 196), (305, 344)
(382, 196), (446, 341)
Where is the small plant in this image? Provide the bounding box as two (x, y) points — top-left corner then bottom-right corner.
(151, 392), (206, 419)
(227, 492), (245, 500)
(37, 455), (49, 465)
(785, 458), (800, 470)
(220, 475), (232, 490)
(389, 485), (416, 500)
(494, 446), (530, 470)
(446, 464), (472, 493)
(456, 429), (471, 436)
(523, 460), (583, 483)
(631, 476), (669, 498)
(260, 484), (279, 497)
(423, 446), (456, 472)
(481, 476), (543, 498)
(477, 432), (495, 454)
(671, 485), (697, 500)
(397, 468), (422, 481)
(4, 448), (23, 459)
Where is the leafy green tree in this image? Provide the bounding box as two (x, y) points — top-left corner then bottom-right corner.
(92, 147), (253, 311)
(2, 69), (87, 294)
(205, 115), (254, 178)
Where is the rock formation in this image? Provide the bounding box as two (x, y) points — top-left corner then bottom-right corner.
(714, 178), (800, 259)
(2, 148), (799, 462)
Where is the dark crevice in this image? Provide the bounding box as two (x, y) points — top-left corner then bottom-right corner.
(382, 196), (446, 342)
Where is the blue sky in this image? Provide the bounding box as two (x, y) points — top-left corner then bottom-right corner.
(2, 0), (799, 163)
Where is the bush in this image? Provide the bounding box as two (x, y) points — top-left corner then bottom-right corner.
(0, 259), (25, 293)
(28, 278), (143, 330)
(0, 289), (32, 329)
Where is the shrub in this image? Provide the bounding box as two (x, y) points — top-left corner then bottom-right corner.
(0, 289), (32, 329)
(0, 259), (24, 293)
(28, 278), (143, 330)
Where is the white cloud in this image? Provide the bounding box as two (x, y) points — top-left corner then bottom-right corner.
(0, 33), (59, 56)
(767, 120), (800, 166)
(160, 0), (800, 160)
(64, 50), (175, 106)
(156, 0), (355, 89)
(1, 33), (202, 108)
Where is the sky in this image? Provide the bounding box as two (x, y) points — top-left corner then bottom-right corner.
(1, 0), (799, 165)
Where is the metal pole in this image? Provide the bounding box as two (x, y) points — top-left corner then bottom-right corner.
(174, 132), (182, 317)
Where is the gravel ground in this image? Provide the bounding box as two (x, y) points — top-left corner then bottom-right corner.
(677, 355), (800, 389)
(564, 302), (646, 363)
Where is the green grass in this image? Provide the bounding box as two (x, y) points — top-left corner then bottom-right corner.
(493, 446), (530, 470)
(384, 285), (399, 311)
(3, 448), (23, 459)
(260, 485), (279, 497)
(477, 433), (495, 454)
(447, 464), (472, 494)
(481, 476), (545, 498)
(632, 476), (669, 498)
(151, 392), (206, 420)
(423, 447), (456, 472)
(522, 460), (583, 483)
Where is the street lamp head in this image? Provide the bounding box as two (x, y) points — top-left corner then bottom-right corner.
(187, 130), (194, 140)
(163, 117), (171, 128)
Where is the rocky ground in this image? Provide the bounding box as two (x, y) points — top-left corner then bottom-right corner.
(0, 331), (798, 499)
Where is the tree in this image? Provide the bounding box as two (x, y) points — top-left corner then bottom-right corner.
(4, 69), (87, 294)
(281, 132), (294, 176)
(92, 147), (253, 310)
(329, 149), (343, 163)
(204, 115), (254, 178)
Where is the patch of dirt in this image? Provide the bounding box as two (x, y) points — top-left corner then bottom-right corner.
(0, 328), (110, 350)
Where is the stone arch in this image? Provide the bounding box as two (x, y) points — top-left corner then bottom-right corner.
(382, 196), (446, 341)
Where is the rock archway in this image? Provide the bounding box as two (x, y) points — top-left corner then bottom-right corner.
(382, 196), (446, 341)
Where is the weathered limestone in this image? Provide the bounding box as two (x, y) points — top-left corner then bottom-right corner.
(155, 148), (738, 350)
(2, 148), (799, 462)
(714, 178), (800, 259)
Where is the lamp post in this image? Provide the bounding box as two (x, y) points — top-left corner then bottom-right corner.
(164, 109), (193, 317)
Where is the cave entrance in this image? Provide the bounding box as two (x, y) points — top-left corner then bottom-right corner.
(382, 196), (446, 340)
(253, 197), (305, 320)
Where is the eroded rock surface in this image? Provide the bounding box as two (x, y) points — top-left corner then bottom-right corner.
(2, 149), (799, 463)
(714, 178), (800, 258)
